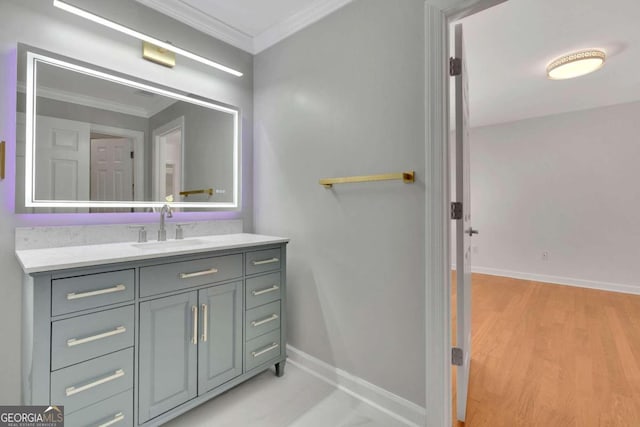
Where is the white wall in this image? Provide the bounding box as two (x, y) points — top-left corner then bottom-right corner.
(0, 0), (253, 403)
(467, 101), (640, 293)
(254, 0), (426, 405)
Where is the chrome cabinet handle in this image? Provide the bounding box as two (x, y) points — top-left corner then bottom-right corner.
(179, 268), (218, 279)
(251, 257), (279, 266)
(98, 412), (125, 427)
(67, 326), (126, 347)
(251, 314), (279, 328)
(192, 306), (198, 345)
(201, 304), (208, 343)
(65, 369), (124, 397)
(67, 284), (126, 300)
(251, 285), (279, 296)
(251, 342), (279, 358)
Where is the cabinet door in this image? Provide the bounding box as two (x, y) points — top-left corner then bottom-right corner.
(139, 292), (197, 424)
(198, 281), (243, 394)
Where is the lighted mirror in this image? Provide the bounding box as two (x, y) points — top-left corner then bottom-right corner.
(16, 46), (240, 212)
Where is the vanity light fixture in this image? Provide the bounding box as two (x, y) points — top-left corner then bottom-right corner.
(546, 49), (606, 80)
(52, 0), (243, 77)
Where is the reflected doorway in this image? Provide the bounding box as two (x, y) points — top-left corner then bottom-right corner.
(153, 116), (185, 204)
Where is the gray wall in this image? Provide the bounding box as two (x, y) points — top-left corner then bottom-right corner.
(254, 0), (426, 405)
(465, 101), (640, 292)
(149, 102), (234, 203)
(0, 0), (252, 403)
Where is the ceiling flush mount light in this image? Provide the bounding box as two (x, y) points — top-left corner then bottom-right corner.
(546, 49), (606, 80)
(52, 0), (243, 77)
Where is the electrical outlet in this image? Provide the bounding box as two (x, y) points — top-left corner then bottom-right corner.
(542, 251), (549, 261)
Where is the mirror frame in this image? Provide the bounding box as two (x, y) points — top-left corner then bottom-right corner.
(23, 48), (241, 210)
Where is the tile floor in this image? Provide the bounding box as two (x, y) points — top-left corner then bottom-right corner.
(164, 362), (408, 427)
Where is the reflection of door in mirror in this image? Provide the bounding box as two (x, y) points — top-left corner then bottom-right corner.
(35, 115), (90, 213)
(90, 136), (133, 213)
(153, 116), (184, 204)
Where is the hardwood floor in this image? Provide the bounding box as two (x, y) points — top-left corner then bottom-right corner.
(452, 273), (640, 427)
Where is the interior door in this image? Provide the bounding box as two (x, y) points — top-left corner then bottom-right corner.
(454, 22), (474, 422)
(34, 115), (90, 203)
(90, 138), (133, 212)
(153, 122), (183, 202)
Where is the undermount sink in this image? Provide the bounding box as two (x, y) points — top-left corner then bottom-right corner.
(132, 238), (206, 250)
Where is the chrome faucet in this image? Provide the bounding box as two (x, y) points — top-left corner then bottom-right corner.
(158, 204), (173, 241)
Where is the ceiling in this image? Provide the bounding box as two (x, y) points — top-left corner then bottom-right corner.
(459, 0), (640, 127)
(135, 0), (640, 128)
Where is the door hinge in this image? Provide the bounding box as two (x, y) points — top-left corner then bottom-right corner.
(452, 347), (463, 366)
(130, 151), (134, 159)
(449, 57), (462, 76)
(451, 202), (463, 220)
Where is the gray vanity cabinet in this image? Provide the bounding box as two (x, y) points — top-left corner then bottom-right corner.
(20, 238), (287, 427)
(138, 282), (243, 424)
(138, 292), (198, 423)
(197, 281), (243, 395)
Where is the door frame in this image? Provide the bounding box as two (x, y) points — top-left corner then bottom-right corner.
(152, 116), (185, 202)
(90, 123), (144, 201)
(423, 1), (507, 426)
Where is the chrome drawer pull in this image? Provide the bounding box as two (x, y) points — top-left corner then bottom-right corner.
(251, 257), (279, 266)
(179, 268), (218, 279)
(65, 369), (125, 397)
(67, 326), (126, 347)
(251, 285), (279, 296)
(98, 412), (124, 427)
(192, 306), (198, 345)
(251, 314), (279, 327)
(251, 342), (279, 358)
(67, 284), (126, 300)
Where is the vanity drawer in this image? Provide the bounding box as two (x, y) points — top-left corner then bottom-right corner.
(52, 270), (135, 316)
(50, 348), (133, 414)
(246, 248), (281, 276)
(245, 329), (281, 372)
(245, 272), (281, 309)
(64, 389), (133, 426)
(140, 254), (242, 297)
(51, 305), (134, 371)
(245, 301), (280, 341)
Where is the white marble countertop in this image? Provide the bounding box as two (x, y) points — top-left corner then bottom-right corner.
(16, 233), (289, 274)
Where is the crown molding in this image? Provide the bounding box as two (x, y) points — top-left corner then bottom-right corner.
(17, 82), (175, 118)
(134, 0), (254, 53)
(135, 0), (353, 55)
(38, 86), (149, 117)
(253, 0), (354, 54)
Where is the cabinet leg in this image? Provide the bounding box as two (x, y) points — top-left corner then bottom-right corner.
(275, 361), (286, 377)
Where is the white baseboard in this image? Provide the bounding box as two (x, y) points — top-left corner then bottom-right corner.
(452, 264), (640, 295)
(286, 345), (426, 427)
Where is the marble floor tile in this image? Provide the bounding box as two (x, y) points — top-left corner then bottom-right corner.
(164, 363), (408, 427)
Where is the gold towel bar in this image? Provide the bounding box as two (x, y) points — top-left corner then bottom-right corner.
(0, 141), (5, 180)
(319, 171), (415, 188)
(180, 188), (213, 197)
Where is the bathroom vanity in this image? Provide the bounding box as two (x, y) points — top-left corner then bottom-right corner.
(17, 233), (288, 427)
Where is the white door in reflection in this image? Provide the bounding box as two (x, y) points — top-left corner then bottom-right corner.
(90, 137), (134, 212)
(35, 115), (90, 202)
(153, 116), (184, 203)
